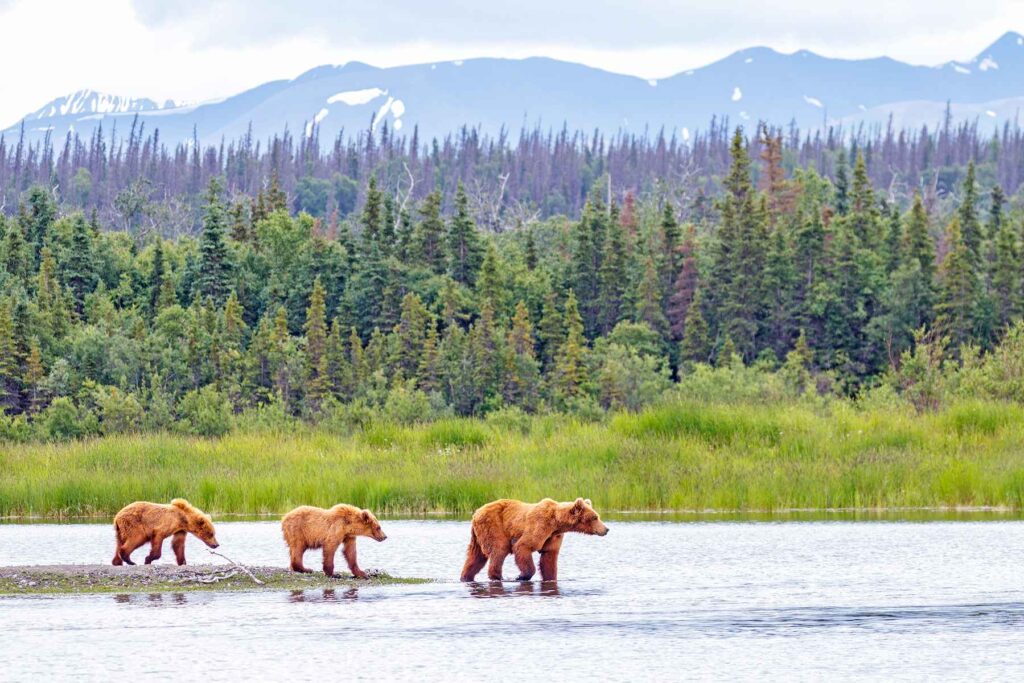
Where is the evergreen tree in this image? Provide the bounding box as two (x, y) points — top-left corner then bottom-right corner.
(393, 292), (430, 379)
(597, 210), (629, 334)
(148, 238), (166, 315)
(196, 177), (233, 305)
(64, 215), (97, 314)
(303, 277), (329, 412)
(667, 225), (699, 342)
(570, 197), (607, 336)
(537, 290), (563, 370)
(833, 149), (850, 216)
(958, 161), (983, 267)
(414, 190), (446, 273)
(634, 255), (670, 340)
(551, 290), (587, 400)
(361, 175), (384, 252)
(988, 184), (1006, 241)
(710, 127), (768, 359)
(680, 288), (712, 364)
(0, 301), (19, 412)
(992, 217), (1020, 327)
(504, 300), (540, 408)
(446, 183), (484, 286)
(660, 201), (681, 287)
(936, 217), (979, 350)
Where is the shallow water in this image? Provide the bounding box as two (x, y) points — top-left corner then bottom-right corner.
(3, 520), (1024, 680)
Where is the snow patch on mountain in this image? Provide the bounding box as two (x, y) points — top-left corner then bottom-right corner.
(327, 88), (386, 106)
(803, 95), (823, 108)
(952, 64), (971, 74)
(731, 87), (742, 102)
(979, 56), (999, 71)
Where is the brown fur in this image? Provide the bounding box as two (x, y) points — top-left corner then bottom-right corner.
(281, 504), (387, 578)
(460, 497), (608, 582)
(111, 499), (219, 566)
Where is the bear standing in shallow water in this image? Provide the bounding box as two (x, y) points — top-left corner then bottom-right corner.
(111, 499), (219, 566)
(281, 504), (387, 578)
(460, 497), (608, 582)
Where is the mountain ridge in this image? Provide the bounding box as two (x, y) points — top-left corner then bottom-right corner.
(6, 31), (1024, 145)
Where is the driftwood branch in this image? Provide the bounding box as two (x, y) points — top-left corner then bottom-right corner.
(207, 549), (265, 585)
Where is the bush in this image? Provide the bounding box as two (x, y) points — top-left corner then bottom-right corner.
(38, 397), (97, 441)
(177, 386), (232, 437)
(92, 385), (144, 434)
(383, 383), (434, 425)
(0, 413), (32, 443)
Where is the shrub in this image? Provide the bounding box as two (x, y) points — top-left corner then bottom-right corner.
(177, 386), (232, 437)
(38, 397), (97, 441)
(92, 385), (144, 434)
(383, 382), (434, 425)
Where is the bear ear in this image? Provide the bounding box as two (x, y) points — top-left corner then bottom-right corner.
(361, 509), (372, 522)
(584, 498), (592, 508)
(571, 498), (585, 514)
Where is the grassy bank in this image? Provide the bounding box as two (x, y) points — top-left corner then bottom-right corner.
(3, 399), (1024, 517)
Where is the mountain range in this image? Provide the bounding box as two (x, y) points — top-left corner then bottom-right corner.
(5, 32), (1024, 147)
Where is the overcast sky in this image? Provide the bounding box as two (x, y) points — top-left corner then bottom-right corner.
(1, 0), (1022, 126)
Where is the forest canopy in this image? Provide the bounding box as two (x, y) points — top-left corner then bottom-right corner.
(1, 120), (1023, 441)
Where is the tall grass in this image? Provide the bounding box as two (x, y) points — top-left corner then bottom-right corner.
(3, 399), (1024, 517)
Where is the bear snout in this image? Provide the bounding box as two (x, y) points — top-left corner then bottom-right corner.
(596, 524), (609, 536)
(375, 533), (387, 542)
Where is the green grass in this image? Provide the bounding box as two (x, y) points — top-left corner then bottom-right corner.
(4, 399), (1024, 517)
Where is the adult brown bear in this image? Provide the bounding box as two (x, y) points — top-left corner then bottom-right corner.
(111, 499), (219, 566)
(281, 504), (387, 578)
(460, 497), (608, 582)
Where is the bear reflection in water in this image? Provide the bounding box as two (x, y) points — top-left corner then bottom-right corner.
(288, 588), (360, 603)
(467, 581), (562, 598)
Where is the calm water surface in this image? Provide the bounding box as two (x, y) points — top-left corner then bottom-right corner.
(3, 520), (1024, 681)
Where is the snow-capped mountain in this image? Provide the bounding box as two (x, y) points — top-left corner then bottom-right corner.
(5, 32), (1024, 147)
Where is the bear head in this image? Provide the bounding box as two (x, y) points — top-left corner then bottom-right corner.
(560, 497), (609, 536)
(354, 509), (388, 542)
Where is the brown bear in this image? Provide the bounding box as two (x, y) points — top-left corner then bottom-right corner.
(281, 504), (387, 578)
(460, 497), (608, 582)
(111, 499), (219, 566)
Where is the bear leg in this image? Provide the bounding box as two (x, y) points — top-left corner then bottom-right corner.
(119, 531), (147, 565)
(144, 534), (165, 564)
(343, 538), (367, 579)
(460, 528), (488, 582)
(289, 544), (311, 573)
(539, 534), (563, 581)
(513, 543), (536, 581)
(322, 541), (339, 578)
(172, 532), (187, 565)
(486, 550), (507, 581)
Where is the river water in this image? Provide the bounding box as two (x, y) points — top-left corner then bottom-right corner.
(3, 519), (1024, 681)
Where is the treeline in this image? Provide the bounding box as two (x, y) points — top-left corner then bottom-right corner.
(1, 125), (1023, 441)
(2, 112), (1023, 235)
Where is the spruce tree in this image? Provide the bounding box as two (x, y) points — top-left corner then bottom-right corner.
(833, 149), (850, 216)
(0, 301), (19, 412)
(992, 218), (1020, 327)
(710, 127), (768, 360)
(680, 288), (712, 364)
(551, 290), (587, 400)
(958, 162), (983, 267)
(504, 300), (540, 408)
(414, 190), (446, 273)
(936, 217), (979, 350)
(634, 255), (670, 340)
(64, 215), (97, 314)
(597, 210), (629, 334)
(303, 278), (329, 412)
(667, 225), (699, 342)
(447, 183), (484, 286)
(197, 177), (233, 305)
(149, 238), (166, 315)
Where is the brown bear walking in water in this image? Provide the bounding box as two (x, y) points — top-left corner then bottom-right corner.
(460, 497), (608, 582)
(281, 504), (387, 578)
(111, 499), (219, 566)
